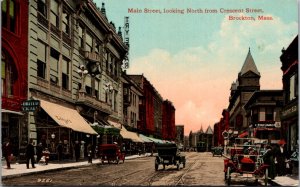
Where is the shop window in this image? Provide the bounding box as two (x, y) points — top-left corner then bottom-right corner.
(50, 0), (59, 28)
(37, 41), (47, 79)
(62, 57), (69, 90)
(62, 9), (70, 35)
(2, 0), (16, 33)
(265, 107), (274, 121)
(50, 48), (59, 85)
(37, 0), (47, 17)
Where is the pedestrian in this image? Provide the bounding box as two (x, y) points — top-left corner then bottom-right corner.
(26, 139), (36, 169)
(42, 148), (50, 165)
(36, 142), (43, 163)
(56, 141), (63, 161)
(262, 144), (276, 179)
(87, 143), (92, 163)
(74, 141), (80, 162)
(275, 139), (289, 176)
(2, 138), (13, 169)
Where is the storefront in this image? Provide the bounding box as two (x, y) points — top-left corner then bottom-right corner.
(35, 98), (98, 159)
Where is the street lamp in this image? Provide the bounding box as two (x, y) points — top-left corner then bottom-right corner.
(77, 64), (89, 93)
(51, 133), (55, 139)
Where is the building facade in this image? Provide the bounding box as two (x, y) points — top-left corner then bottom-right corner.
(162, 100), (175, 140)
(280, 35), (298, 152)
(1, 0), (29, 156)
(129, 75), (163, 138)
(121, 71), (142, 131)
(27, 0), (127, 155)
(228, 49), (260, 133)
(175, 125), (184, 145)
(244, 90), (284, 144)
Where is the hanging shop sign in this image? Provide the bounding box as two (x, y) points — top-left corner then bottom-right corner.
(22, 99), (40, 112)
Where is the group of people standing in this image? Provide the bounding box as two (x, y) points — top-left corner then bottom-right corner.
(262, 139), (292, 179)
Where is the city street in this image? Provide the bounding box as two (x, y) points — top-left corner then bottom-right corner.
(2, 152), (266, 186)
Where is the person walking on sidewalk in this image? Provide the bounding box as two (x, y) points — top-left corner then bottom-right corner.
(36, 142), (43, 163)
(74, 141), (80, 162)
(56, 141), (63, 161)
(87, 143), (92, 163)
(26, 139), (36, 169)
(276, 139), (289, 176)
(263, 144), (276, 179)
(2, 138), (13, 169)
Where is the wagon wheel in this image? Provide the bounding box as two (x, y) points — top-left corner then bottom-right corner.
(155, 160), (159, 171)
(226, 167), (231, 186)
(264, 168), (268, 186)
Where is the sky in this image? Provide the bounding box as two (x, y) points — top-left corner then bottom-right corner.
(95, 0), (298, 135)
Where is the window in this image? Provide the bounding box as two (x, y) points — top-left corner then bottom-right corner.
(50, 48), (59, 84)
(252, 108), (259, 124)
(95, 79), (99, 99)
(37, 41), (47, 79)
(265, 107), (274, 121)
(85, 32), (93, 52)
(2, 52), (16, 97)
(85, 76), (92, 95)
(2, 0), (16, 33)
(114, 91), (117, 111)
(62, 9), (70, 34)
(289, 74), (297, 101)
(78, 25), (84, 48)
(37, 0), (47, 17)
(62, 57), (69, 90)
(50, 0), (59, 27)
(95, 41), (100, 54)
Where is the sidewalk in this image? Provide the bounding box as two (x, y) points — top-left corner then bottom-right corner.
(270, 175), (299, 186)
(1, 153), (152, 180)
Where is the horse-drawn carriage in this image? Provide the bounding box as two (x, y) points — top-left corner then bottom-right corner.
(98, 144), (125, 164)
(155, 143), (186, 171)
(224, 138), (269, 186)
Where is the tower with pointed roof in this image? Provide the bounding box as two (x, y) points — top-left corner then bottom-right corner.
(228, 48), (261, 132)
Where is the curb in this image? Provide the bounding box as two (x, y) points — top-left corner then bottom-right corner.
(2, 155), (150, 180)
(2, 162), (102, 180)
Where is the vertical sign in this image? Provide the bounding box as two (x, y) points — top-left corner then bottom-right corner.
(123, 16), (130, 69)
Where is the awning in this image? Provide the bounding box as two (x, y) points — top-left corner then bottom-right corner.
(2, 109), (24, 115)
(120, 127), (143, 143)
(91, 120), (120, 135)
(147, 136), (164, 144)
(40, 99), (97, 134)
(107, 120), (143, 142)
(107, 120), (122, 129)
(238, 131), (248, 138)
(139, 134), (153, 143)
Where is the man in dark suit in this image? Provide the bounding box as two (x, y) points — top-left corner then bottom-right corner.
(2, 138), (12, 169)
(26, 139), (36, 169)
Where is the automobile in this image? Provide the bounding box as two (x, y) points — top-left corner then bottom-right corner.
(98, 144), (125, 164)
(224, 138), (269, 186)
(155, 143), (186, 171)
(211, 146), (223, 157)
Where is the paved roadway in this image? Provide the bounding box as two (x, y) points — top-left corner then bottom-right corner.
(2, 152), (268, 186)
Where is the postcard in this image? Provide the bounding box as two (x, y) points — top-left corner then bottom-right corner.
(1, 0), (298, 186)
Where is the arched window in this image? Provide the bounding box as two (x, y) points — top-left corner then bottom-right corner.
(1, 52), (17, 97)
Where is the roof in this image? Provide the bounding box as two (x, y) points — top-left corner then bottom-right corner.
(206, 126), (213, 134)
(240, 48), (260, 76)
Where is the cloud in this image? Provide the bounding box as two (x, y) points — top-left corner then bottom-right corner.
(128, 14), (297, 135)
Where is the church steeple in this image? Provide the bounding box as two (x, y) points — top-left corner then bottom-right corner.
(240, 48), (260, 76)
